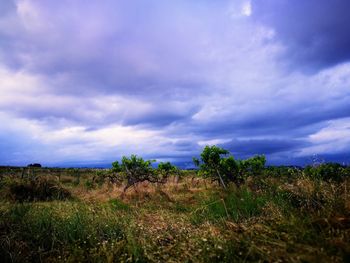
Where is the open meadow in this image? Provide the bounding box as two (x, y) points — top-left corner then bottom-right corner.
(0, 163), (349, 262)
(2, 1), (350, 262)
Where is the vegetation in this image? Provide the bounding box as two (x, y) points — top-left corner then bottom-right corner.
(304, 162), (350, 182)
(193, 145), (266, 188)
(111, 155), (177, 194)
(0, 147), (349, 262)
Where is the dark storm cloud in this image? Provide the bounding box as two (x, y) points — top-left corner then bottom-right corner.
(220, 138), (309, 156)
(252, 0), (350, 71)
(163, 140), (200, 153)
(123, 112), (189, 128)
(186, 93), (350, 139)
(317, 152), (350, 165)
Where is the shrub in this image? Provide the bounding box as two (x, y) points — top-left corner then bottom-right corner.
(193, 146), (236, 188)
(238, 155), (266, 177)
(193, 146), (266, 188)
(157, 162), (178, 183)
(263, 166), (303, 179)
(304, 163), (348, 182)
(112, 155), (177, 193)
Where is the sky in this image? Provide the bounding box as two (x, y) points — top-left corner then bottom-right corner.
(1, 0), (350, 167)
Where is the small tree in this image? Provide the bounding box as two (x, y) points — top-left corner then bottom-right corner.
(112, 155), (178, 194)
(239, 155), (266, 177)
(193, 146), (238, 188)
(193, 146), (266, 188)
(112, 155), (155, 193)
(157, 162), (178, 183)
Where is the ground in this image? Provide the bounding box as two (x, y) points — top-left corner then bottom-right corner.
(0, 167), (349, 262)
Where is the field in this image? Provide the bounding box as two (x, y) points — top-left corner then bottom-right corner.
(0, 166), (349, 262)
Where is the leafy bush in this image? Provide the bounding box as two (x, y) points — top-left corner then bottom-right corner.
(92, 168), (122, 186)
(239, 155), (266, 177)
(157, 161), (178, 182)
(112, 155), (177, 193)
(263, 166), (303, 178)
(193, 145), (266, 188)
(193, 146), (237, 188)
(304, 163), (349, 182)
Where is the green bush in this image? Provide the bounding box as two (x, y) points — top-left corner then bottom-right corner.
(112, 155), (177, 193)
(239, 155), (266, 177)
(193, 145), (266, 188)
(304, 163), (348, 182)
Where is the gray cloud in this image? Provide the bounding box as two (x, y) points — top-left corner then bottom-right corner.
(252, 0), (350, 71)
(221, 138), (309, 156)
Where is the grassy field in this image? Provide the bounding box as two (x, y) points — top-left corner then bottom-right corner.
(0, 166), (349, 262)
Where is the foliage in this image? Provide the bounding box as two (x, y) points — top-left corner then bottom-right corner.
(157, 161), (178, 182)
(304, 163), (349, 182)
(193, 146), (232, 188)
(238, 155), (266, 177)
(193, 145), (266, 188)
(263, 166), (303, 178)
(112, 155), (178, 193)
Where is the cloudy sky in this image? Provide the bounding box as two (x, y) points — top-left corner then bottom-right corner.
(1, 0), (350, 167)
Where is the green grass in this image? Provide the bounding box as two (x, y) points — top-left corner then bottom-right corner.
(109, 198), (131, 211)
(0, 201), (145, 262)
(191, 187), (269, 223)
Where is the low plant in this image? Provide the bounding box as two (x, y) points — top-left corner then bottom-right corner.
(6, 177), (71, 202)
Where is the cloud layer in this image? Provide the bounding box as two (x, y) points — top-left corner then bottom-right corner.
(252, 0), (350, 71)
(1, 0), (350, 167)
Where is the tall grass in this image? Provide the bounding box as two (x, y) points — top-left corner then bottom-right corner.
(0, 202), (146, 262)
(192, 187), (269, 223)
(0, 166), (349, 262)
